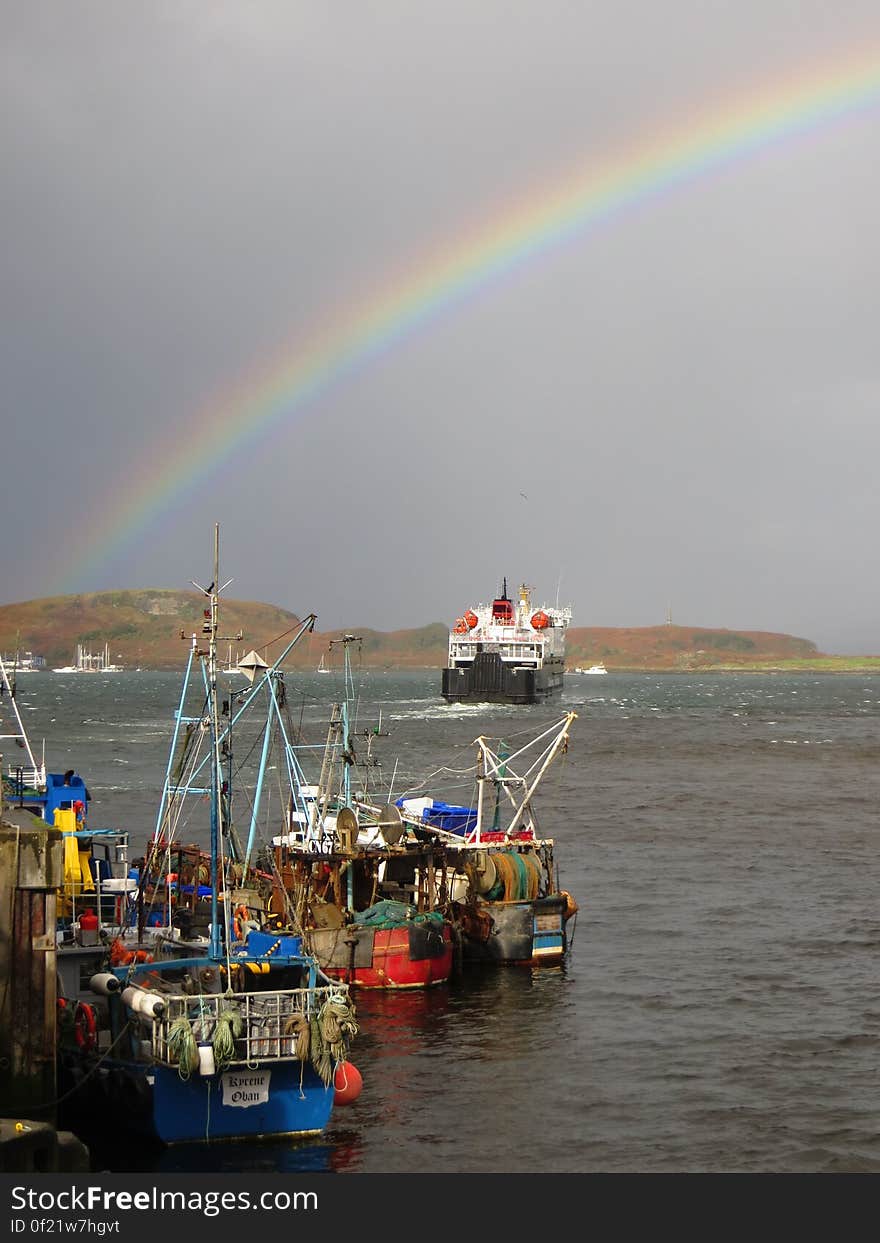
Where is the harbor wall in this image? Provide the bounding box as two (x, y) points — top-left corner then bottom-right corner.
(0, 800), (63, 1123)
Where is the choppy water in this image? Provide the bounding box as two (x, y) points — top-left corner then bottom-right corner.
(8, 669), (880, 1172)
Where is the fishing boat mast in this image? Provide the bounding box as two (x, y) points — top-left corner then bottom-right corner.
(154, 524), (322, 947)
(328, 633), (362, 811)
(471, 711), (576, 841)
(0, 652), (46, 792)
(189, 522), (234, 960)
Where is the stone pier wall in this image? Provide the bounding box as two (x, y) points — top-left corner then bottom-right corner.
(0, 809), (63, 1122)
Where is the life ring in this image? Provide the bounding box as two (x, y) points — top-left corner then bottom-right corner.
(232, 903), (250, 942)
(73, 1002), (97, 1053)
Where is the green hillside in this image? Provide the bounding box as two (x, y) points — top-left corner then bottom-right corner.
(0, 591), (871, 671)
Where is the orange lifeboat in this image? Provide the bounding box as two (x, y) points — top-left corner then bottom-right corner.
(464, 610), (478, 629)
(530, 610), (551, 630)
(453, 617), (469, 634)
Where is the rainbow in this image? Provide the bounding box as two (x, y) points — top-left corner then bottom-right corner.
(58, 49), (880, 592)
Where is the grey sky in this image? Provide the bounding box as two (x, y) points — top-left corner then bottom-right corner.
(3, 2), (879, 652)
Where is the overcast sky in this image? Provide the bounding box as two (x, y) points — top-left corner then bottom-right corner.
(3, 2), (880, 652)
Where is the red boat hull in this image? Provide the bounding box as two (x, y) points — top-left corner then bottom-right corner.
(316, 923), (454, 989)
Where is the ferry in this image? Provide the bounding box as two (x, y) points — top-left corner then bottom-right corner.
(441, 579), (572, 705)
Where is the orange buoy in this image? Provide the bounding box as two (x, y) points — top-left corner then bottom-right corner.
(109, 937), (134, 967)
(333, 1062), (363, 1105)
(560, 889), (579, 920)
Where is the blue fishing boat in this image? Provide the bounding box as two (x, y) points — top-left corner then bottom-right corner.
(56, 525), (361, 1145)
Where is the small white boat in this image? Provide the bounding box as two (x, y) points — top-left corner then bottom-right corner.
(584, 663), (607, 675)
(317, 653), (330, 674)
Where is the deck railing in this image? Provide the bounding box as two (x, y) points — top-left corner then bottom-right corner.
(151, 985), (342, 1067)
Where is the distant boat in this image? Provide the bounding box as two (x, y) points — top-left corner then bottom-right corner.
(219, 644), (247, 677)
(53, 643), (123, 673)
(584, 663), (607, 676)
(317, 652), (330, 674)
(51, 655), (80, 673)
(0, 649), (45, 672)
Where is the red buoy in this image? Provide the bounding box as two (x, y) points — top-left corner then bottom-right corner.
(333, 1062), (363, 1105)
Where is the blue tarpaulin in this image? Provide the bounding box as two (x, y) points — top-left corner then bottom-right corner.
(396, 798), (477, 836)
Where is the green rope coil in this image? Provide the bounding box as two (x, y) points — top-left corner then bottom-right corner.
(212, 1004), (243, 1070)
(310, 1013), (333, 1086)
(167, 1015), (199, 1080)
(317, 992), (359, 1072)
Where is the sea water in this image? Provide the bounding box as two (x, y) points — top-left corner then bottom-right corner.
(10, 669), (880, 1172)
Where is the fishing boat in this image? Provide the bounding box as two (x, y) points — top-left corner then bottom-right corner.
(264, 636), (455, 989)
(394, 712), (579, 966)
(55, 526), (361, 1145)
(442, 579), (572, 705)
